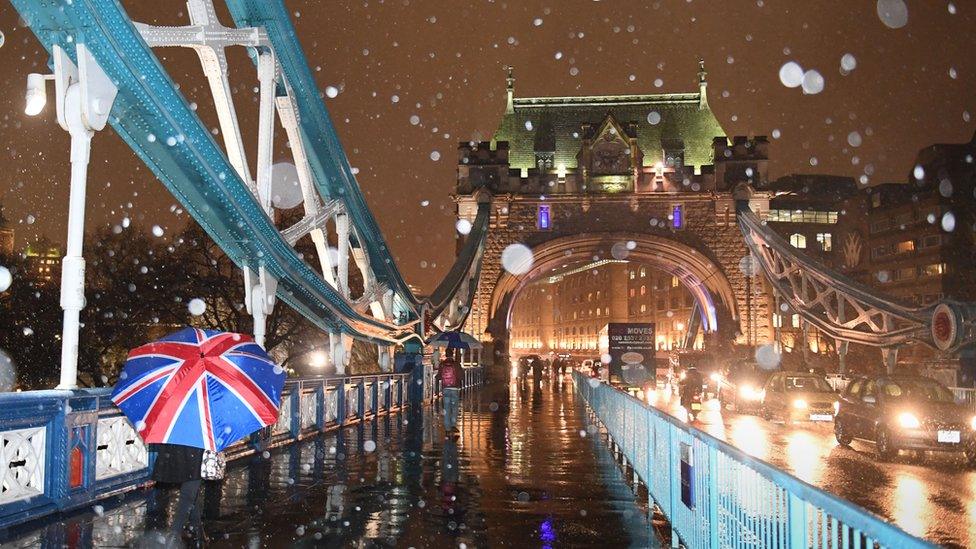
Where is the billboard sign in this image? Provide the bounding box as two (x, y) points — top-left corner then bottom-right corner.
(607, 323), (655, 385)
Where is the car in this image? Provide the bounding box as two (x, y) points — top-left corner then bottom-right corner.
(834, 375), (976, 465)
(722, 363), (770, 413)
(760, 371), (837, 424)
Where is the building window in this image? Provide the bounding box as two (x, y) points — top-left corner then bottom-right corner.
(640, 267), (647, 277)
(537, 204), (552, 230)
(629, 288), (635, 297)
(871, 245), (891, 260)
(894, 267), (915, 282)
(773, 314), (783, 328)
(672, 204), (684, 229)
(921, 234), (942, 249)
(657, 298), (665, 310)
(640, 285), (647, 296)
(789, 233), (807, 249)
(640, 304), (647, 313)
(791, 314), (800, 328)
(629, 270), (636, 280)
(816, 233), (832, 251)
(869, 218), (889, 234)
(671, 276), (679, 288)
(767, 210), (839, 224)
(895, 240), (915, 254)
(918, 263), (947, 277)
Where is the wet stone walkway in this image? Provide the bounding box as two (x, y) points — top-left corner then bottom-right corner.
(3, 376), (659, 548)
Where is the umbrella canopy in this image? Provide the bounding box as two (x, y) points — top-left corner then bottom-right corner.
(427, 331), (483, 350)
(111, 327), (286, 452)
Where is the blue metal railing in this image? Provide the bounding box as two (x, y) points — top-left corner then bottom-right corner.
(0, 372), (422, 530)
(573, 372), (934, 549)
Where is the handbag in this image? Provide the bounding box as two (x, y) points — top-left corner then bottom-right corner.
(200, 449), (226, 480)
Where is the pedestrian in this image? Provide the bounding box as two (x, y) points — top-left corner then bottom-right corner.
(437, 347), (463, 435)
(151, 442), (225, 545)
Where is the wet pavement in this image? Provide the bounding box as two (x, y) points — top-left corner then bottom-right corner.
(650, 387), (976, 548)
(2, 377), (658, 548)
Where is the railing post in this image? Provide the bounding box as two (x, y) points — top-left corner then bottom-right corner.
(708, 445), (720, 549)
(788, 493), (807, 548)
(668, 426), (681, 548)
(337, 379), (347, 427)
(357, 379), (366, 420)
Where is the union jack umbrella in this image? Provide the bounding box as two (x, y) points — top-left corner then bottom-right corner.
(111, 328), (286, 452)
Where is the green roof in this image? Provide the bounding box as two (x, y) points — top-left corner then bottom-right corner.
(493, 92), (727, 171)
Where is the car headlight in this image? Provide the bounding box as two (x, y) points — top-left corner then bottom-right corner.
(739, 385), (760, 400)
(970, 416), (976, 430)
(897, 412), (920, 429)
(792, 399), (808, 410)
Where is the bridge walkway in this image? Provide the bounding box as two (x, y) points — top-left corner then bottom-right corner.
(2, 377), (659, 548)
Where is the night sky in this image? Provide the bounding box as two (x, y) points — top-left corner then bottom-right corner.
(0, 1), (973, 292)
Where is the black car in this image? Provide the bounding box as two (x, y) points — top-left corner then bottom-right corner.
(834, 374), (976, 465)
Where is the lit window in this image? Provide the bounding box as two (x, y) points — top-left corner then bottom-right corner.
(773, 314), (783, 328)
(672, 204), (684, 229)
(640, 285), (646, 295)
(671, 276), (679, 288)
(816, 233), (832, 251)
(640, 304), (647, 313)
(629, 288), (635, 297)
(791, 314), (800, 328)
(789, 233), (807, 249)
(640, 267), (647, 277)
(537, 204), (552, 230)
(895, 240), (915, 254)
(629, 270), (635, 280)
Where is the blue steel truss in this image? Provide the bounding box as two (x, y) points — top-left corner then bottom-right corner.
(10, 0), (490, 345)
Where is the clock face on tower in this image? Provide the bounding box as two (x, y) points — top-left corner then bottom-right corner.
(591, 139), (629, 174)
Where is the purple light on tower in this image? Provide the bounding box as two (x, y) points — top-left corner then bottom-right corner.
(538, 204), (551, 229)
(672, 205), (683, 229)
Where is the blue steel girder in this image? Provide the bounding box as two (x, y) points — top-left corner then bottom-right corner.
(10, 0), (408, 345)
(223, 0), (421, 316)
(426, 202), (491, 319)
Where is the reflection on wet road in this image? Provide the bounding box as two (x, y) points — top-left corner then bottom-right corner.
(651, 387), (976, 548)
(3, 377), (658, 548)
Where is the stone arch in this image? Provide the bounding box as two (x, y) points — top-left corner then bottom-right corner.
(487, 232), (741, 348)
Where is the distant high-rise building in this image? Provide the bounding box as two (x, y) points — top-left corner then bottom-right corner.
(25, 242), (62, 284)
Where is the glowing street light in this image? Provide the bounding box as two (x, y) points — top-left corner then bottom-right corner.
(310, 351), (328, 368)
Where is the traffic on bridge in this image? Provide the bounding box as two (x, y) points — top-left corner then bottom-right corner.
(0, 0), (974, 548)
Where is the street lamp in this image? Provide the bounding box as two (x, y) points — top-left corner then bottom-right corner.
(310, 351), (328, 369)
(24, 73), (53, 116)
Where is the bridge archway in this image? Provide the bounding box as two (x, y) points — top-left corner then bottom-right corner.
(486, 232), (741, 358)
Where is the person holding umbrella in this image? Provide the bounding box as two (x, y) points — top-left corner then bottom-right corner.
(112, 328), (286, 544)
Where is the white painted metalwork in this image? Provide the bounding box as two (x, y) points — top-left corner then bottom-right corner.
(273, 395), (292, 435)
(300, 391), (318, 430)
(740, 210), (975, 357)
(96, 415), (149, 480)
(324, 388), (339, 424)
(0, 426), (46, 505)
(346, 384), (359, 418)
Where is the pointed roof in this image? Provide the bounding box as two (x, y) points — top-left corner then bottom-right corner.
(492, 77), (726, 172)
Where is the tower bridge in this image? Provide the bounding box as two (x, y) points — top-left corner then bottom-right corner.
(2, 1), (976, 546)
(457, 67), (776, 367)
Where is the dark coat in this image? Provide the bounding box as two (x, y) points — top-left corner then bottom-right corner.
(151, 443), (203, 484)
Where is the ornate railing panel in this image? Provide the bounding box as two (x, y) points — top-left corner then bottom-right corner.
(95, 415), (148, 480)
(0, 426), (46, 505)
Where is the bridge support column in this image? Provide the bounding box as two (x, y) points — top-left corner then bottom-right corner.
(882, 347), (899, 374)
(330, 332), (353, 375)
(44, 45), (118, 389)
(377, 345), (393, 373)
(836, 340), (849, 374)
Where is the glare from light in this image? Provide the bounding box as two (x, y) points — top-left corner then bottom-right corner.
(710, 372), (722, 383)
(739, 385), (762, 401)
(833, 401), (840, 415)
(309, 351), (328, 368)
(679, 371), (687, 381)
(971, 416), (976, 430)
(898, 412), (920, 429)
(792, 399), (808, 410)
(25, 73), (47, 116)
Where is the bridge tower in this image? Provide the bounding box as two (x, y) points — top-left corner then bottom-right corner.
(457, 64), (775, 369)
